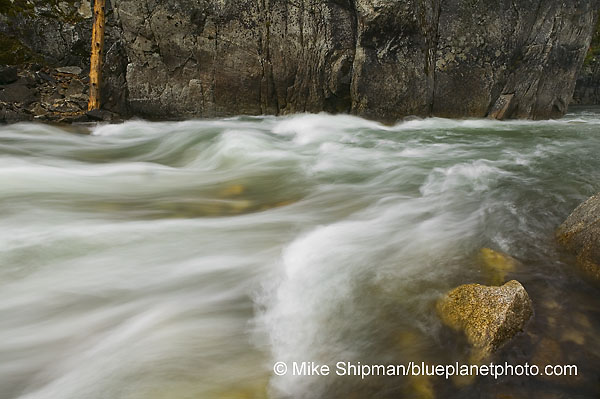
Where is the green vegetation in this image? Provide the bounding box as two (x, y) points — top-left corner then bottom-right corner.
(0, 0), (34, 16)
(0, 0), (90, 65)
(0, 32), (41, 65)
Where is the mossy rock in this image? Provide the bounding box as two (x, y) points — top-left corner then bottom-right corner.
(0, 0), (34, 16)
(0, 0), (86, 22)
(436, 280), (533, 362)
(0, 33), (42, 65)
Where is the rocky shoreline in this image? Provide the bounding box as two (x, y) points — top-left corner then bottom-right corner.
(0, 64), (119, 124)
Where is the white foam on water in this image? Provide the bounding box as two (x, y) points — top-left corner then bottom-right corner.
(272, 113), (388, 145)
(0, 111), (599, 398)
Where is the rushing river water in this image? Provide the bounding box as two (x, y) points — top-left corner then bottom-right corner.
(1, 109), (600, 399)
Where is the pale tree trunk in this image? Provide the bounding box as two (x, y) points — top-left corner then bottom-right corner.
(88, 0), (106, 111)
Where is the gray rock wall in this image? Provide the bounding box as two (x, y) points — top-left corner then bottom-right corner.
(112, 0), (598, 121)
(2, 0), (599, 121)
(573, 12), (600, 105)
(574, 60), (600, 104)
(0, 1), (92, 67)
(0, 1), (127, 115)
(112, 0), (360, 118)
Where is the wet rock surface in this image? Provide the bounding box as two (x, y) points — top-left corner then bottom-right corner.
(436, 280), (533, 361)
(557, 193), (600, 285)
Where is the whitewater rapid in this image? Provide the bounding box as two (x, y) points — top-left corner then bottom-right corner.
(1, 110), (599, 399)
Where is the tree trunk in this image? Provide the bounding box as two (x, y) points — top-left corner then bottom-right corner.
(88, 0), (106, 111)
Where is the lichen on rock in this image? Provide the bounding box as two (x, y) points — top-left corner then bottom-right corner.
(436, 280), (533, 362)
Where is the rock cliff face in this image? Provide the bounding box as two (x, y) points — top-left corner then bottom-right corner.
(2, 0), (599, 122)
(0, 0), (126, 121)
(113, 0), (600, 121)
(574, 59), (600, 105)
(573, 15), (600, 105)
(0, 1), (92, 68)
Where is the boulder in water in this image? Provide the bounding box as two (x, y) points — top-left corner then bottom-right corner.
(556, 193), (600, 285)
(436, 280), (533, 361)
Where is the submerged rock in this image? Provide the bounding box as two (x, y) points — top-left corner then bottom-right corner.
(220, 184), (246, 197)
(437, 280), (533, 361)
(407, 375), (435, 399)
(556, 193), (600, 285)
(561, 328), (585, 346)
(479, 248), (519, 286)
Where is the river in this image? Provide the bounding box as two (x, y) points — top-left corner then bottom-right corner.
(1, 109), (599, 398)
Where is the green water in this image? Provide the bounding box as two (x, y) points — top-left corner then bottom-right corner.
(0, 108), (599, 398)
